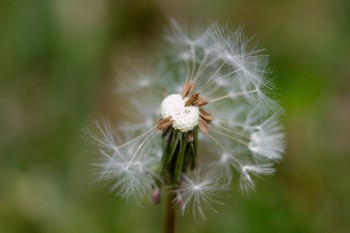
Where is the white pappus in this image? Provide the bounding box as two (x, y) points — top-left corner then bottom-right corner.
(84, 19), (285, 219)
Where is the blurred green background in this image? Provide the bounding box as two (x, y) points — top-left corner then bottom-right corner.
(1, 0), (350, 232)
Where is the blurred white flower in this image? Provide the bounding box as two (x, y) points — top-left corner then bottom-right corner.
(84, 19), (285, 219)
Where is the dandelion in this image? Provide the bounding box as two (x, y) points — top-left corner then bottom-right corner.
(174, 169), (228, 220)
(84, 19), (285, 232)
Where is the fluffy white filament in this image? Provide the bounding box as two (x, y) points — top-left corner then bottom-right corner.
(85, 20), (285, 219)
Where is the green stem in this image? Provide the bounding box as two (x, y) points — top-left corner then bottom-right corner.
(164, 190), (176, 233)
(161, 128), (198, 233)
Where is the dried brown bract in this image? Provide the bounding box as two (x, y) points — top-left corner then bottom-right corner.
(156, 116), (174, 131)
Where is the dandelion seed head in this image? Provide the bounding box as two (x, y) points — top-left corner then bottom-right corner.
(86, 19), (285, 218)
(161, 94), (200, 132)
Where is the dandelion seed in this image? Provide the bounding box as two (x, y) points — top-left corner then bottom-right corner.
(174, 171), (228, 219)
(84, 19), (285, 225)
(84, 122), (162, 202)
(240, 164), (276, 193)
(248, 114), (285, 160)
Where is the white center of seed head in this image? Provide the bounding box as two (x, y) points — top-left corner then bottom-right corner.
(160, 94), (199, 132)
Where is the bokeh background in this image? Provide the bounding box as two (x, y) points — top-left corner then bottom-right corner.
(1, 0), (350, 232)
